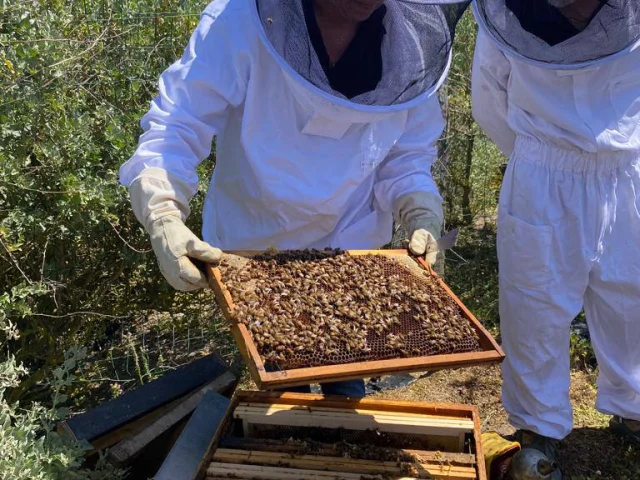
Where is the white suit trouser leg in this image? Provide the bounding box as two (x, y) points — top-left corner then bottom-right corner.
(498, 137), (640, 440)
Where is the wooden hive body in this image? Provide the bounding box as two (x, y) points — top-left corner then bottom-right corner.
(195, 391), (488, 480)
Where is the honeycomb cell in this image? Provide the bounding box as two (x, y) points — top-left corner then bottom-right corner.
(218, 251), (481, 371)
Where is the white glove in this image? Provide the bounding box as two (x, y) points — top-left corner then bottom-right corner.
(146, 215), (222, 291)
(408, 229), (439, 267)
(128, 168), (222, 291)
(394, 192), (443, 267)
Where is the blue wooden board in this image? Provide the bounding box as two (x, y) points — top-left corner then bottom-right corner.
(62, 354), (228, 442)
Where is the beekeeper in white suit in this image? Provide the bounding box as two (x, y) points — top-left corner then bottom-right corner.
(472, 0), (640, 471)
(120, 0), (469, 397)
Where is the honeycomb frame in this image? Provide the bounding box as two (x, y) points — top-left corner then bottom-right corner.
(207, 249), (504, 390)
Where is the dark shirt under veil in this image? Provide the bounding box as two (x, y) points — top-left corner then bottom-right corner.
(506, 0), (607, 46)
(302, 1), (386, 99)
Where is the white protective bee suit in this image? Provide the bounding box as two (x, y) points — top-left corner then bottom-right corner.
(119, 0), (470, 292)
(472, 0), (640, 440)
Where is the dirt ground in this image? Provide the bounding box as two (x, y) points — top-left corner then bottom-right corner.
(373, 366), (640, 480)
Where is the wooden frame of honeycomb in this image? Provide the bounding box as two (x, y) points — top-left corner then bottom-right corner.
(207, 250), (504, 391)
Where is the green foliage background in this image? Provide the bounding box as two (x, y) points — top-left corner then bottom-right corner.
(0, 0), (215, 401)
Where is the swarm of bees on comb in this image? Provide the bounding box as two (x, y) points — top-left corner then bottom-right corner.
(219, 250), (480, 369)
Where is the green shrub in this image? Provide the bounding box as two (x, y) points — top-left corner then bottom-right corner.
(0, 349), (125, 480)
(0, 0), (211, 401)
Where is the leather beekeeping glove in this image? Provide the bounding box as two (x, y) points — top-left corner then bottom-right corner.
(128, 168), (222, 291)
(395, 192), (443, 267)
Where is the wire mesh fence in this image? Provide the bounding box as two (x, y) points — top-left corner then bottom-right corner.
(69, 306), (239, 407)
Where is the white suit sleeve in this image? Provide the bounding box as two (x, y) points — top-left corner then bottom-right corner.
(119, 1), (249, 197)
(472, 30), (515, 156)
(374, 94), (444, 222)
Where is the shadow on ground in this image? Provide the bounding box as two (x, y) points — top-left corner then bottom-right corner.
(376, 366), (640, 480)
(560, 427), (640, 479)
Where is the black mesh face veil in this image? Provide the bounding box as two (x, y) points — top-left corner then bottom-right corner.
(474, 0), (640, 67)
(255, 0), (471, 107)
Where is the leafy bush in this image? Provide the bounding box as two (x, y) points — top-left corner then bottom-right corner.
(0, 0), (212, 401)
(1, 2), (218, 472)
(0, 349), (125, 480)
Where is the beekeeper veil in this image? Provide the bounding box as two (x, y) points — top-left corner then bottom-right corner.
(474, 0), (640, 68)
(255, 0), (471, 108)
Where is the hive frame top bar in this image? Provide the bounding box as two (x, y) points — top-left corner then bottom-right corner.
(207, 249), (504, 390)
(205, 390), (489, 480)
(222, 249), (407, 257)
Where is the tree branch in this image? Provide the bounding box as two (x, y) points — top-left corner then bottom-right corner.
(31, 311), (131, 319)
(107, 219), (152, 254)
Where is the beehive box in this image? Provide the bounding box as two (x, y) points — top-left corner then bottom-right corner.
(207, 250), (503, 390)
(203, 391), (488, 480)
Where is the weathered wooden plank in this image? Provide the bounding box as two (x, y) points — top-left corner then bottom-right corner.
(233, 405), (474, 434)
(237, 402), (469, 421)
(233, 407), (469, 450)
(154, 391), (231, 480)
(207, 463), (424, 480)
(233, 391), (478, 419)
(469, 404), (488, 480)
(253, 349), (503, 389)
(84, 394), (184, 454)
(59, 353), (228, 445)
(108, 372), (237, 467)
(236, 403), (475, 425)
